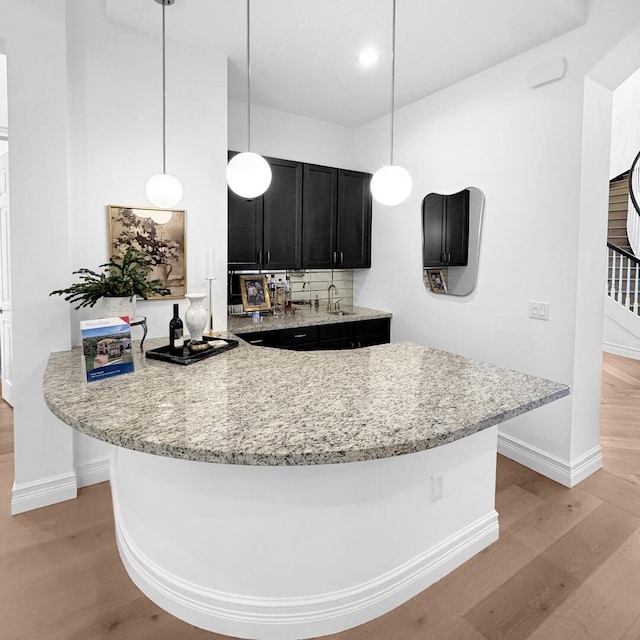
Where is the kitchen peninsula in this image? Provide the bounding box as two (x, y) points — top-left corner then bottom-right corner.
(43, 334), (568, 639)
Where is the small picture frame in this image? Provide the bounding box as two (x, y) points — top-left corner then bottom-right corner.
(239, 274), (272, 312)
(426, 269), (448, 294)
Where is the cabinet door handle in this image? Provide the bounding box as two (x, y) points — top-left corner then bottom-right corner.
(265, 250), (271, 264)
(249, 339), (264, 344)
(333, 251), (337, 264)
(293, 333), (307, 339)
(340, 251), (344, 263)
(257, 250), (262, 264)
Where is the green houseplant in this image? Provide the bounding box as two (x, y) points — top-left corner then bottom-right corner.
(50, 247), (171, 309)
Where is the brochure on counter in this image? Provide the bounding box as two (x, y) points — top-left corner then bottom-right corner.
(80, 316), (135, 382)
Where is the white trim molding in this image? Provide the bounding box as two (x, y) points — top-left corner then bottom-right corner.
(0, 125), (7, 140)
(498, 432), (602, 487)
(114, 492), (498, 640)
(76, 456), (111, 488)
(603, 341), (640, 361)
(11, 471), (77, 515)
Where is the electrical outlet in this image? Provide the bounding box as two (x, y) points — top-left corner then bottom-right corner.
(529, 300), (550, 321)
(431, 474), (443, 502)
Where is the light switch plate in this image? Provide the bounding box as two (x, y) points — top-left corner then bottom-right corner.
(529, 300), (550, 321)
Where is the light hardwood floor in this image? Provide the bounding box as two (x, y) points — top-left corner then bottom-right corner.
(2, 351), (640, 639)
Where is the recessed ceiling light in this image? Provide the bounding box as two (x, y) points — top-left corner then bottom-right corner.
(358, 48), (379, 68)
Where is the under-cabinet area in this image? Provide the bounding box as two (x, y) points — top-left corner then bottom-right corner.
(228, 152), (372, 271)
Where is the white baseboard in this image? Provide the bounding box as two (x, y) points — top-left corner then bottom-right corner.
(603, 341), (640, 361)
(498, 432), (602, 488)
(114, 487), (498, 640)
(76, 456), (111, 488)
(11, 471), (77, 515)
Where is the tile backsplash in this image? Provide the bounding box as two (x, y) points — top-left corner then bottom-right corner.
(228, 269), (353, 315)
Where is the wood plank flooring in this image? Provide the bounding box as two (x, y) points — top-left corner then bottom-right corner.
(1, 351), (640, 639)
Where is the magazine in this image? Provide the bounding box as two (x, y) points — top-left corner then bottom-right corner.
(80, 316), (135, 382)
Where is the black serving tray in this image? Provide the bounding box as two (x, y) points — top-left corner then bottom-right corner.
(145, 336), (239, 365)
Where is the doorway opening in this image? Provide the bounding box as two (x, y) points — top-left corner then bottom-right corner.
(0, 52), (13, 407)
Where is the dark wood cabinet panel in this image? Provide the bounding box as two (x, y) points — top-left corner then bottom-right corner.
(229, 152), (372, 272)
(228, 191), (264, 271)
(239, 317), (390, 352)
(302, 166), (372, 269)
(302, 164), (337, 269)
(422, 189), (469, 267)
(337, 169), (372, 268)
(263, 157), (303, 269)
(444, 189), (469, 266)
(422, 193), (446, 267)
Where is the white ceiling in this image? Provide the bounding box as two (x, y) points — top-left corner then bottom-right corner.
(110, 1), (586, 127)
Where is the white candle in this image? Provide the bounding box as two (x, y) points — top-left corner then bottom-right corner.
(205, 248), (216, 280)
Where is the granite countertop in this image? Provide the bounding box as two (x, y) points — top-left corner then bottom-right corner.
(43, 336), (569, 466)
(227, 305), (392, 334)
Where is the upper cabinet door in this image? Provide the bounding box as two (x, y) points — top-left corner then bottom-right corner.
(422, 190), (469, 267)
(228, 190), (264, 271)
(302, 164), (338, 269)
(262, 157), (303, 270)
(336, 169), (372, 269)
(444, 189), (469, 267)
(422, 193), (446, 267)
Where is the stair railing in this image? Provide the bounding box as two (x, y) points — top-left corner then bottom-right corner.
(607, 241), (640, 315)
(627, 150), (640, 256)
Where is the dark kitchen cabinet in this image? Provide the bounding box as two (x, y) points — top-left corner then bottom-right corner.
(336, 169), (372, 268)
(302, 165), (372, 269)
(422, 189), (469, 267)
(228, 153), (302, 270)
(302, 164), (337, 269)
(229, 153), (371, 271)
(239, 317), (390, 351)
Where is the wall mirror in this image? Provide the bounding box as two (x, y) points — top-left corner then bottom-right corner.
(422, 187), (484, 296)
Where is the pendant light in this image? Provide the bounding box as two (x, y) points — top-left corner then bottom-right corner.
(370, 0), (412, 207)
(226, 0), (272, 199)
(146, 0), (183, 210)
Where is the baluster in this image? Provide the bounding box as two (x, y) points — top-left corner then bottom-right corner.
(610, 250), (617, 300)
(627, 256), (632, 309)
(635, 263), (639, 315)
(618, 251), (624, 304)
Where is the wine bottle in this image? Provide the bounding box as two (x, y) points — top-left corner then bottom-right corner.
(169, 303), (184, 355)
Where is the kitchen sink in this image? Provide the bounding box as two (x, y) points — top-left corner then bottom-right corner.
(327, 310), (356, 316)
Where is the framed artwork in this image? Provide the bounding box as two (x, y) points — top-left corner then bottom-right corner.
(239, 274), (272, 312)
(426, 268), (447, 294)
(108, 206), (186, 299)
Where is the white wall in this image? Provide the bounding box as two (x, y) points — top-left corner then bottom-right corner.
(0, 53), (6, 155)
(65, 3), (228, 480)
(610, 66), (640, 179)
(353, 0), (640, 477)
(2, 0), (229, 510)
(229, 99), (356, 169)
(0, 0), (75, 510)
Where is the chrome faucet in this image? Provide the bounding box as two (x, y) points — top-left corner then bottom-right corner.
(334, 298), (343, 310)
(327, 284), (337, 311)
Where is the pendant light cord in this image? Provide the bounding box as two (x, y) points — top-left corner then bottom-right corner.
(161, 0), (167, 174)
(390, 0), (397, 166)
(246, 0), (252, 152)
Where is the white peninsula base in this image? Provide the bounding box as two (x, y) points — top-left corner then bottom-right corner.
(111, 426), (499, 640)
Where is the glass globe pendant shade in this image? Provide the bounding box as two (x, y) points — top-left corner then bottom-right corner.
(370, 164), (412, 206)
(226, 152), (272, 198)
(150, 209), (173, 224)
(146, 173), (184, 209)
